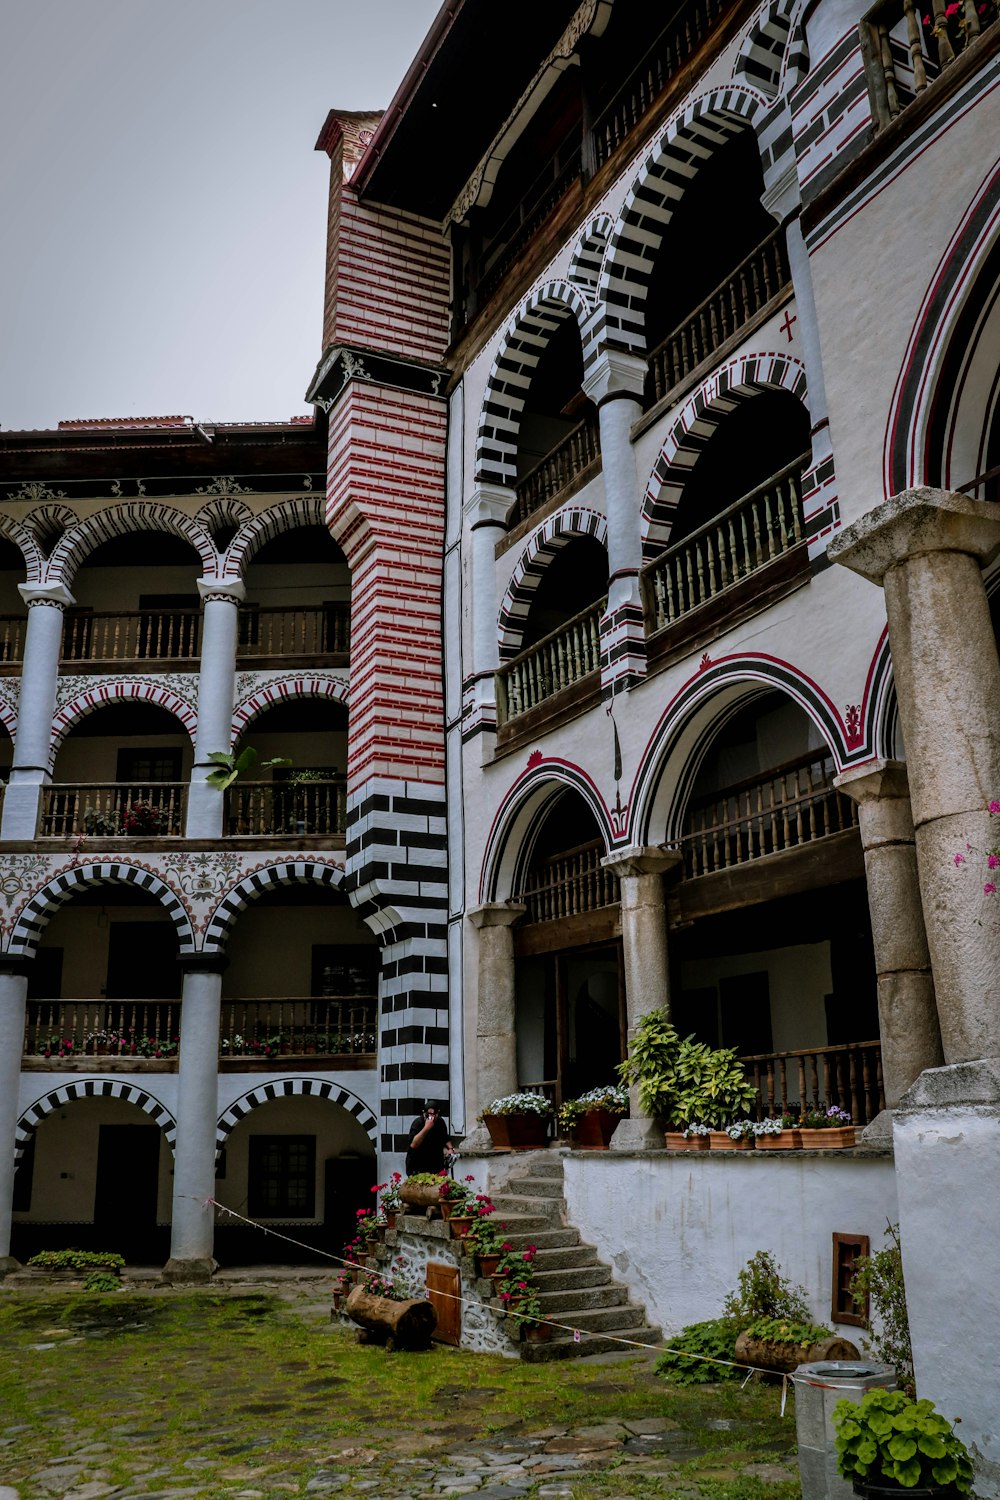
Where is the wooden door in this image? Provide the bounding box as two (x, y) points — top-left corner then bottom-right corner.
(94, 1124), (160, 1254)
(425, 1261), (461, 1345)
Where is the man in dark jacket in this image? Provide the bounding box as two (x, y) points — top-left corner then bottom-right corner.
(405, 1101), (452, 1174)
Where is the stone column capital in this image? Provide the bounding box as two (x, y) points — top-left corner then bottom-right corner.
(464, 484), (514, 527)
(829, 487), (1000, 585)
(18, 582), (75, 609)
(177, 952), (229, 976)
(602, 845), (682, 880)
(582, 348), (646, 405)
(468, 901), (526, 930)
(836, 760), (916, 846)
(197, 577), (245, 605)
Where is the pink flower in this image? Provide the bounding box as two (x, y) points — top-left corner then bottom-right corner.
(954, 853), (966, 866)
(985, 883), (997, 895)
(990, 800), (1000, 815)
(989, 855), (999, 869)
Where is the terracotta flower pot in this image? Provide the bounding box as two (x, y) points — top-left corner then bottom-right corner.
(755, 1130), (800, 1149)
(477, 1252), (502, 1279)
(448, 1215), (475, 1239)
(708, 1131), (754, 1150)
(570, 1107), (623, 1150)
(384, 1209), (398, 1231)
(523, 1319), (554, 1342)
(798, 1126), (856, 1149)
(664, 1131), (709, 1149)
(482, 1113), (550, 1150)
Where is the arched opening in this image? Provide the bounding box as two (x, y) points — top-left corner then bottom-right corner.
(664, 691), (880, 1122)
(12, 1093), (174, 1265)
(214, 1091), (376, 1266)
(240, 524), (350, 663)
(0, 534), (27, 667)
(510, 789), (622, 1110)
(66, 531), (205, 666)
(510, 315), (599, 528)
(226, 698), (348, 839)
(44, 702), (193, 839)
(0, 716), (13, 784)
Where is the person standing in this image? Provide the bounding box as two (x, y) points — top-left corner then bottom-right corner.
(405, 1101), (452, 1174)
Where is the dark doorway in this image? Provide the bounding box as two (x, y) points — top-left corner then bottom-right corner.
(94, 1124), (160, 1258)
(325, 1153), (378, 1257)
(106, 922), (181, 1000)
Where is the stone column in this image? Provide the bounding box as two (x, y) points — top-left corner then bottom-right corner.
(583, 350), (648, 692)
(830, 489), (1000, 1062)
(0, 960), (30, 1274)
(464, 485), (513, 743)
(463, 902), (526, 1149)
(184, 579), (244, 839)
(0, 584), (74, 840)
(601, 846), (682, 1149)
(835, 760), (943, 1133)
(164, 957), (225, 1281)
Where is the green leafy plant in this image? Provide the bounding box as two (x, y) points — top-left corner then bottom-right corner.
(404, 1172), (447, 1187)
(833, 1389), (973, 1493)
(723, 1250), (810, 1325)
(83, 1271), (122, 1293)
(617, 1010), (755, 1126)
(744, 1316), (832, 1346)
(617, 1008), (681, 1116)
(558, 1082), (629, 1130)
(850, 1221), (914, 1394)
(28, 1249), (124, 1272)
(655, 1317), (741, 1384)
(205, 746), (292, 792)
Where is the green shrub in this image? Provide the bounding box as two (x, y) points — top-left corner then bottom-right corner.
(833, 1389), (973, 1492)
(27, 1249), (124, 1272)
(849, 1221), (914, 1394)
(655, 1317), (741, 1384)
(723, 1250), (809, 1325)
(744, 1316), (832, 1346)
(82, 1272), (121, 1293)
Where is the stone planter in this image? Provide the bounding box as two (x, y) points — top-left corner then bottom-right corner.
(399, 1180), (443, 1215)
(797, 1126), (856, 1149)
(482, 1113), (550, 1150)
(664, 1132), (710, 1150)
(708, 1132), (755, 1151)
(570, 1108), (623, 1150)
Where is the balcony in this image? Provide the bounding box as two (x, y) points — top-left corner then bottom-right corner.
(519, 839), (620, 925)
(643, 454), (810, 659)
(22, 996), (377, 1069)
(61, 609), (200, 668)
(644, 227), (792, 413)
(38, 782), (187, 839)
(741, 1040), (885, 1128)
(510, 412), (602, 533)
(862, 0), (998, 131)
(681, 748), (860, 880)
(0, 615), (26, 667)
(223, 779), (347, 840)
(236, 604), (349, 665)
(496, 596), (605, 735)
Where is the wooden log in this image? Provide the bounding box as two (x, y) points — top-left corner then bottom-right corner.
(734, 1330), (860, 1374)
(399, 1181), (443, 1216)
(345, 1286), (437, 1351)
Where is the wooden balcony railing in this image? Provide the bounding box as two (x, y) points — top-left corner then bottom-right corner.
(862, 0), (997, 130)
(682, 748), (860, 878)
(496, 596), (605, 726)
(512, 412), (602, 528)
(591, 0), (728, 168)
(224, 779), (347, 837)
(0, 615), (26, 664)
(644, 454), (809, 636)
(25, 1000), (180, 1059)
(741, 1040), (885, 1128)
(645, 227), (792, 409)
(219, 996), (377, 1057)
(62, 609), (200, 663)
(518, 839), (620, 924)
(236, 604), (350, 659)
(38, 782), (187, 838)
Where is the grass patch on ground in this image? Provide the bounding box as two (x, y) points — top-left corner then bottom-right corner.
(0, 1289), (800, 1498)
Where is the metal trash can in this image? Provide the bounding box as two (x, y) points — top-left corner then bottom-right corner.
(792, 1359), (897, 1500)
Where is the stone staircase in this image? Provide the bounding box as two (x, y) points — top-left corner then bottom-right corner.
(482, 1156), (661, 1363)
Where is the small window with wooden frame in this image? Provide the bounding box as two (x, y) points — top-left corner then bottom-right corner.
(832, 1231), (870, 1327)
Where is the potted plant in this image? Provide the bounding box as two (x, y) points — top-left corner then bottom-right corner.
(468, 1211), (509, 1279)
(479, 1092), (554, 1150)
(710, 1118), (757, 1151)
(754, 1116), (799, 1150)
(798, 1105), (855, 1149)
(437, 1174), (478, 1233)
(372, 1171), (403, 1230)
(399, 1170), (456, 1215)
(558, 1082), (629, 1149)
(833, 1389), (973, 1496)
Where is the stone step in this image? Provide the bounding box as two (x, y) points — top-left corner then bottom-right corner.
(495, 1222), (582, 1248)
(504, 1176), (566, 1199)
(544, 1302), (649, 1333)
(501, 1154), (564, 1178)
(532, 1264), (611, 1291)
(483, 1211), (562, 1236)
(489, 1193), (563, 1219)
(520, 1324), (662, 1363)
(536, 1283), (629, 1313)
(526, 1242), (600, 1268)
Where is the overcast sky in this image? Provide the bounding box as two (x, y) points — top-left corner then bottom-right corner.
(0, 0), (440, 431)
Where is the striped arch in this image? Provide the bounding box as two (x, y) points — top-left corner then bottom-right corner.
(642, 351), (809, 558)
(45, 504), (217, 587)
(475, 280), (593, 488)
(203, 858), (347, 952)
(588, 85), (769, 369)
(221, 495), (326, 580)
(7, 862), (196, 958)
(24, 504), (76, 561)
(568, 214), (614, 298)
(497, 506), (608, 660)
(479, 759), (616, 904)
(51, 679), (198, 764)
(196, 495), (253, 544)
(630, 653), (855, 846)
(0, 513), (44, 583)
(231, 674), (349, 743)
(0, 687), (17, 742)
(16, 1080), (177, 1164)
(217, 1078), (378, 1154)
(734, 0), (808, 98)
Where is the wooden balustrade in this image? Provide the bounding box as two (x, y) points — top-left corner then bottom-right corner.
(512, 413), (602, 527)
(741, 1040), (886, 1128)
(219, 996), (377, 1056)
(497, 597), (605, 726)
(645, 228), (792, 408)
(0, 615), (26, 664)
(38, 782), (187, 838)
(644, 454), (809, 636)
(24, 1000), (180, 1058)
(61, 609), (200, 663)
(518, 840), (620, 924)
(224, 779), (347, 837)
(681, 748), (860, 878)
(862, 0), (996, 129)
(236, 604), (349, 659)
(591, 0), (727, 167)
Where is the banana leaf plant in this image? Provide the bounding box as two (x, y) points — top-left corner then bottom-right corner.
(205, 747), (292, 791)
